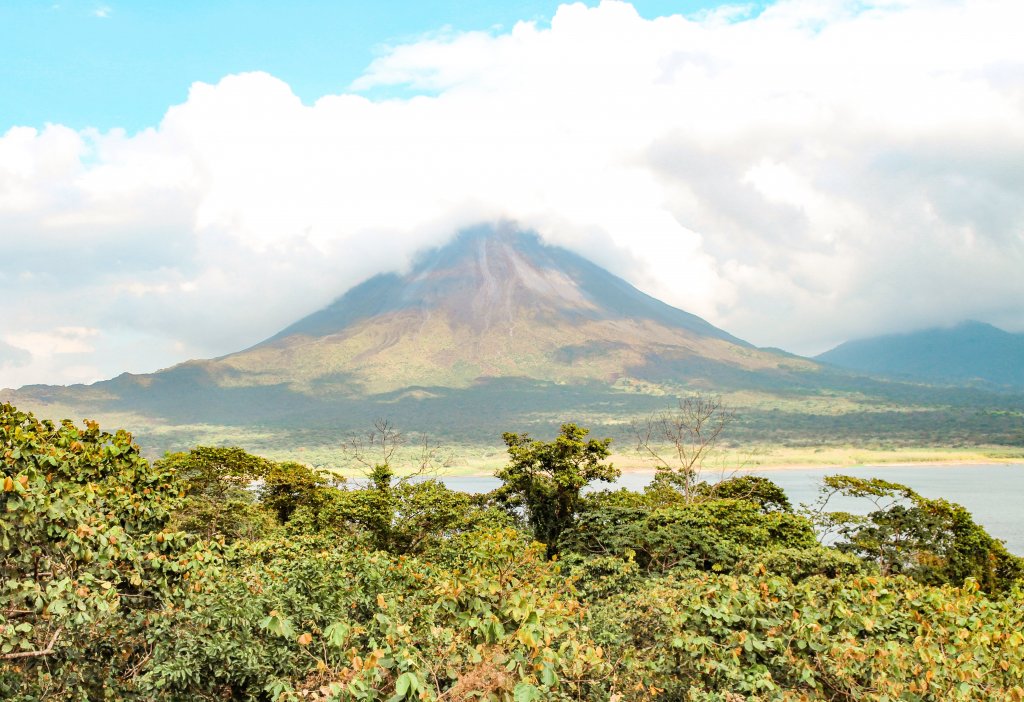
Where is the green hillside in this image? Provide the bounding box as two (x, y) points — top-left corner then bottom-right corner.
(817, 320), (1024, 389)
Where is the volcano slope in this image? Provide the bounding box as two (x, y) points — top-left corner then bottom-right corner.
(5, 227), (1023, 461)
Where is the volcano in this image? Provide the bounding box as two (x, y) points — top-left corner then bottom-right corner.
(169, 226), (815, 395)
(4, 225), (834, 451)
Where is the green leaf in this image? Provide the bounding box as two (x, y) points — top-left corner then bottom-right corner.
(513, 682), (542, 702)
(540, 665), (557, 687)
(389, 672), (418, 701)
(324, 621), (350, 649)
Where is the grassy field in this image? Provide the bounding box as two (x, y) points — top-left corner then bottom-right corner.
(709, 444), (1024, 471)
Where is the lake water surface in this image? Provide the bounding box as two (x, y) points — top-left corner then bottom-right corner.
(437, 463), (1024, 555)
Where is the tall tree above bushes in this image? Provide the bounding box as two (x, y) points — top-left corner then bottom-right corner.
(812, 475), (1024, 591)
(155, 446), (276, 541)
(496, 423), (617, 557)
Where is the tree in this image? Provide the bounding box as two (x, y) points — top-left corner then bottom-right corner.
(334, 419), (458, 551)
(564, 492), (816, 574)
(697, 474), (792, 513)
(260, 460), (345, 524)
(155, 446), (275, 541)
(633, 393), (734, 501)
(341, 418), (453, 488)
(810, 475), (1024, 591)
(496, 423), (617, 557)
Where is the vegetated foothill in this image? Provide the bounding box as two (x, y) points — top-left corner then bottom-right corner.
(817, 320), (1024, 390)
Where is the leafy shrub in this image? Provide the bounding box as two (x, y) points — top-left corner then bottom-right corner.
(734, 546), (871, 581)
(591, 571), (1024, 700)
(563, 494), (817, 574)
(140, 529), (609, 701)
(0, 403), (216, 700)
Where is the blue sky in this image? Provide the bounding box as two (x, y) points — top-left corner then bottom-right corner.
(1, 0), (756, 132)
(1, 0), (1022, 388)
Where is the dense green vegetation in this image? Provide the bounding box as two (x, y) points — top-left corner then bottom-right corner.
(3, 401), (1024, 700)
(7, 358), (1024, 466)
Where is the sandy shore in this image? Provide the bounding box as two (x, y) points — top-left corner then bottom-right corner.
(444, 458), (1019, 480)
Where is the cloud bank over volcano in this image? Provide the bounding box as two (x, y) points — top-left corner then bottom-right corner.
(2, 0), (1023, 388)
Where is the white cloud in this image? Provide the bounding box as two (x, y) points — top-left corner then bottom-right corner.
(2, 0), (1023, 388)
(93, 5), (111, 19)
(5, 327), (99, 357)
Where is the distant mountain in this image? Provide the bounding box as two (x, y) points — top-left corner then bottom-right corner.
(7, 226), (1023, 456)
(816, 321), (1024, 389)
(1, 225), (831, 445)
(199, 225), (812, 396)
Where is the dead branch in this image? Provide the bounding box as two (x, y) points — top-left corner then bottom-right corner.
(341, 418), (404, 470)
(632, 392), (734, 500)
(2, 627), (62, 660)
(340, 419), (454, 486)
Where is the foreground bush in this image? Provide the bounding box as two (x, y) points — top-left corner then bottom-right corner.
(139, 529), (609, 701)
(0, 403), (217, 700)
(5, 404), (1024, 701)
(591, 570), (1024, 701)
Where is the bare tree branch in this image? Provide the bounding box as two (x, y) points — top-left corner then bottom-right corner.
(341, 418), (403, 470)
(2, 627), (61, 661)
(632, 392), (734, 501)
(340, 419), (454, 486)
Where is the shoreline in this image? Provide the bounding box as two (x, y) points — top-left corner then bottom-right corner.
(447, 457), (1023, 479)
(624, 458), (1023, 475)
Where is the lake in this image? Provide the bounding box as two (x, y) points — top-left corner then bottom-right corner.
(436, 463), (1024, 555)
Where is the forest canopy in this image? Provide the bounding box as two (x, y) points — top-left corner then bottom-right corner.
(2, 402), (1023, 701)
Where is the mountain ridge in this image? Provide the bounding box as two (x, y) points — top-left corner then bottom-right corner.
(816, 320), (1024, 390)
